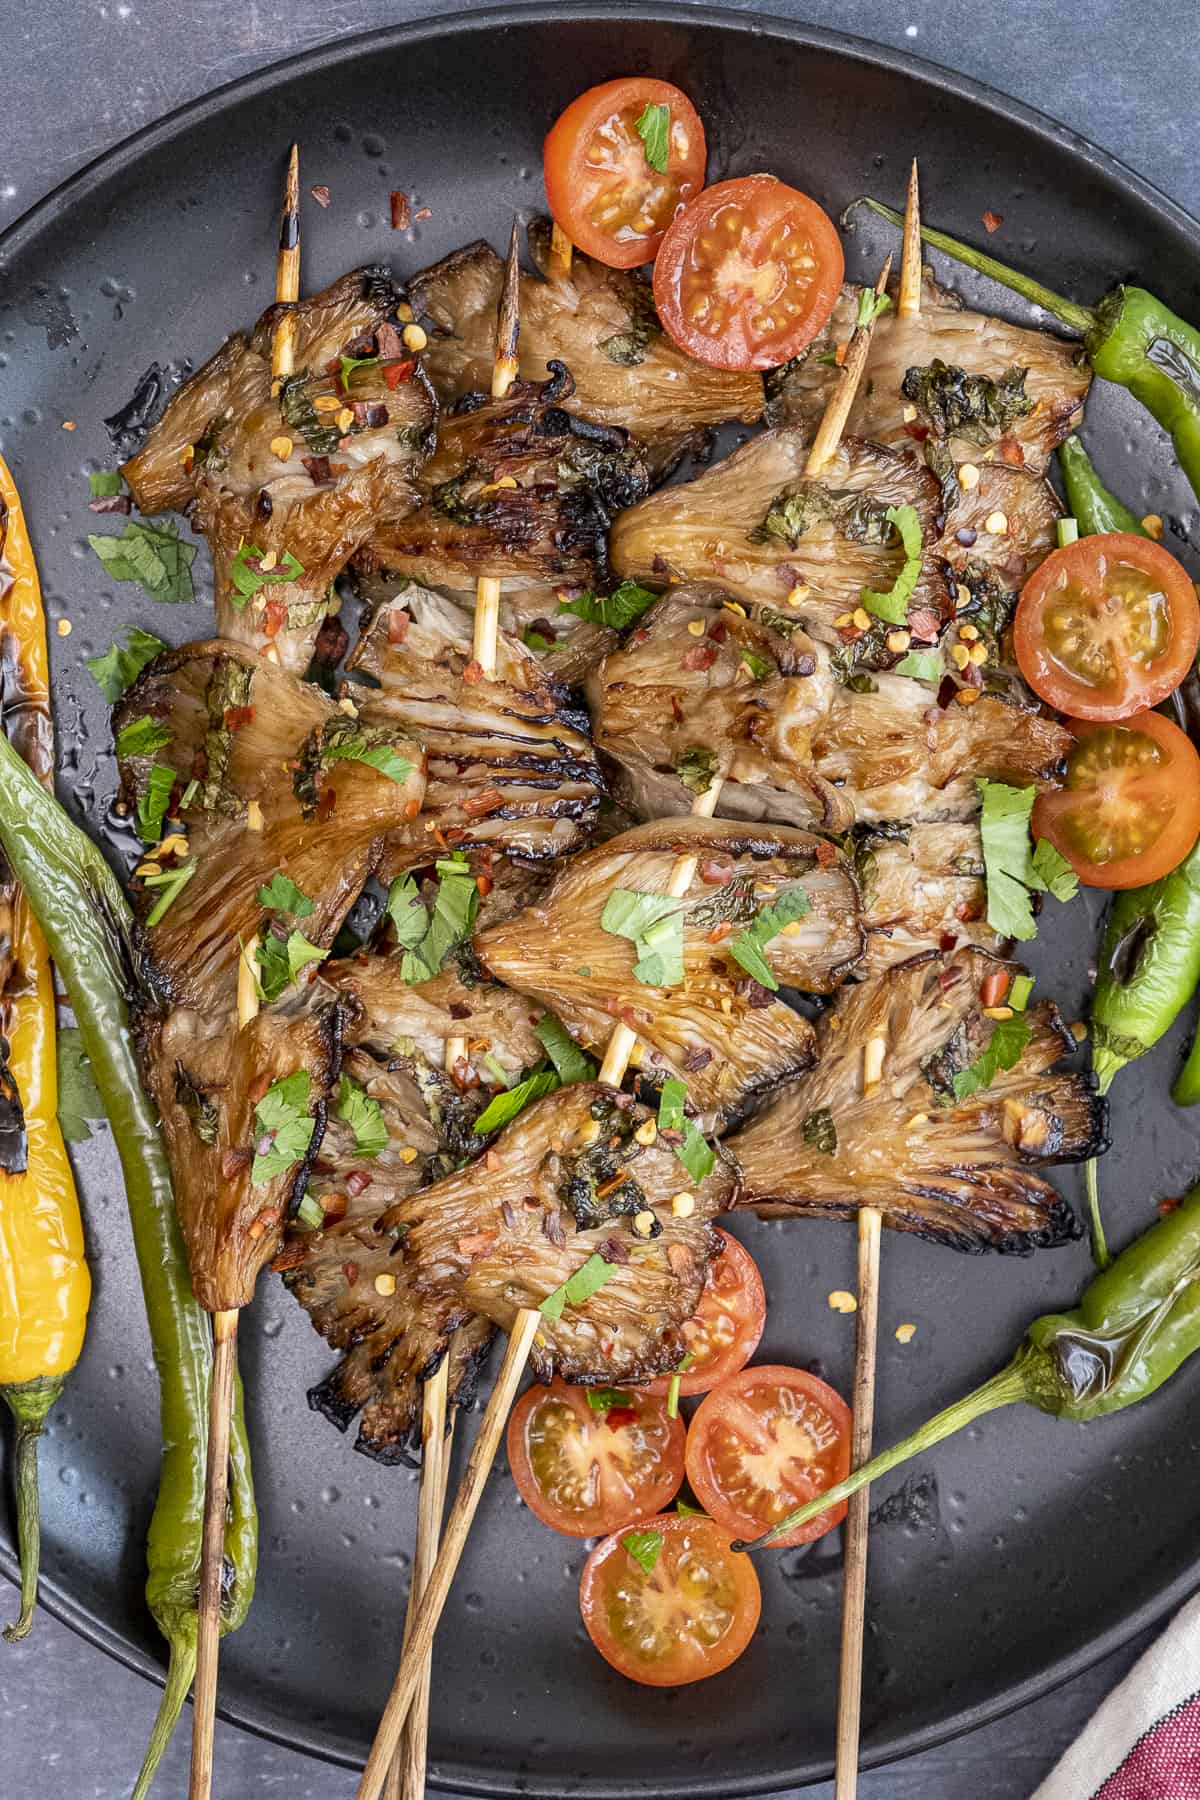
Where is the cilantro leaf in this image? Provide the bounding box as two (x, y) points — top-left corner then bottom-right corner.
(727, 884), (811, 991)
(976, 780), (1078, 941)
(473, 1068), (559, 1135)
(558, 580), (658, 631)
(228, 543), (304, 611)
(892, 648), (943, 683)
(88, 470), (123, 498)
(55, 1027), (105, 1144)
(952, 1013), (1033, 1100)
(257, 928), (327, 1002)
(336, 1074), (388, 1158)
(1030, 837), (1079, 903)
(88, 519), (196, 604)
(257, 872), (315, 917)
(861, 504), (923, 625)
(621, 1528), (663, 1575)
(322, 732), (414, 787)
(85, 627), (166, 701)
(136, 764), (177, 843)
(116, 715), (172, 759)
(143, 859), (196, 926)
(252, 1070), (314, 1184)
(856, 287), (893, 329)
(634, 102), (670, 174)
(657, 1078), (715, 1182)
(538, 1251), (616, 1321)
(601, 888), (685, 988)
(534, 1014), (596, 1085)
(386, 874), (431, 948)
(398, 861), (479, 984)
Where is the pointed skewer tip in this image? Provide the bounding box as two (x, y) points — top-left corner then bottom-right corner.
(898, 158), (922, 319)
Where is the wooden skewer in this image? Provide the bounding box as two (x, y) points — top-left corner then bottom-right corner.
(188, 145), (301, 1800)
(833, 212), (922, 1800)
(897, 159), (921, 320)
(804, 255), (892, 479)
(471, 218), (522, 676)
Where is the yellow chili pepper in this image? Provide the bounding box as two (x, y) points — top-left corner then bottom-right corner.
(0, 452), (90, 1640)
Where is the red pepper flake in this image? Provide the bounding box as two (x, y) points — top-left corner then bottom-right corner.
(390, 190), (411, 231)
(224, 704), (255, 732)
(463, 660), (484, 685)
(907, 609), (941, 643)
(262, 596), (288, 640)
(670, 695), (683, 723)
(345, 1169), (372, 1198)
(982, 210), (1004, 234)
(387, 608), (410, 644)
(1159, 1197), (1182, 1217)
(833, 342), (847, 367)
(342, 1260), (360, 1285)
(814, 838), (839, 868)
(681, 643), (718, 673)
(997, 437), (1026, 467)
(383, 358), (417, 391)
(980, 967), (1011, 1009)
(955, 897), (983, 923)
(699, 858), (731, 885)
(708, 921), (734, 943)
(500, 1199), (517, 1232)
(604, 1405), (639, 1429)
(458, 1230), (499, 1259)
(477, 873), (493, 898)
(461, 786), (506, 819)
(414, 207), (432, 221)
(939, 931), (959, 952)
(311, 185), (331, 208)
(485, 1150), (501, 1173)
(321, 1192), (348, 1222)
(707, 618), (728, 644)
(903, 421), (930, 442)
(403, 797), (421, 821)
(247, 1205), (282, 1242)
(89, 494), (132, 515)
(301, 454), (334, 487)
(248, 1071), (273, 1104)
(377, 321), (404, 359)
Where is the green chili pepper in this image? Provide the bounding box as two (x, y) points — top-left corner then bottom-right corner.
(1171, 1019), (1200, 1105)
(737, 1181), (1200, 1550)
(863, 199), (1200, 511)
(1058, 436), (1149, 538)
(0, 732), (257, 1797)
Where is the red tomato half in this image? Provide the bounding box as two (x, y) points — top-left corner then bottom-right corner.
(1014, 532), (1199, 720)
(579, 1511), (761, 1686)
(644, 1229), (766, 1398)
(685, 1365), (851, 1549)
(506, 1379), (685, 1538)
(652, 175), (844, 371)
(1032, 709), (1200, 889)
(543, 78), (706, 269)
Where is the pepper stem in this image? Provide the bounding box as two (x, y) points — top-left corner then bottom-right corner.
(2, 1376), (64, 1643)
(1085, 1159), (1111, 1269)
(859, 199), (1096, 335)
(132, 1636), (197, 1800)
(733, 1361), (1029, 1552)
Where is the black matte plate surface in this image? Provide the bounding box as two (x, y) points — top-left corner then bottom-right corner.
(2, 7), (1199, 1795)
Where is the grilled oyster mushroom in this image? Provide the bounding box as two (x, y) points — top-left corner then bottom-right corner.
(589, 587), (1070, 827)
(114, 640), (425, 1012)
(408, 224), (762, 471)
(609, 428), (950, 641)
(730, 949), (1106, 1252)
(139, 989), (340, 1312)
(766, 273), (1089, 475)
(856, 823), (1000, 970)
(351, 583), (605, 862)
(476, 818), (864, 1121)
(122, 268), (435, 672)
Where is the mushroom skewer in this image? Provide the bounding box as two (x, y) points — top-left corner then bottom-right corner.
(354, 253), (896, 1800)
(832, 168), (919, 1800)
(187, 143), (299, 1800)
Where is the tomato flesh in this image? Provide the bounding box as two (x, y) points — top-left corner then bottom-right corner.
(543, 78), (706, 269)
(1014, 532), (1199, 720)
(653, 175), (844, 371)
(579, 1512), (761, 1686)
(506, 1380), (684, 1537)
(685, 1365), (851, 1548)
(644, 1228), (766, 1398)
(1032, 709), (1200, 889)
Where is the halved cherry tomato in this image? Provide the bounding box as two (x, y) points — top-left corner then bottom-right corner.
(579, 1511), (761, 1686)
(652, 174), (844, 371)
(506, 1379), (684, 1537)
(1032, 709), (1200, 889)
(543, 78), (706, 270)
(684, 1365), (851, 1549)
(1014, 532), (1199, 721)
(644, 1229), (766, 1398)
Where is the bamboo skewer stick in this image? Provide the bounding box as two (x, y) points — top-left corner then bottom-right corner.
(188, 144), (301, 1800)
(358, 248), (897, 1799)
(385, 1359), (452, 1800)
(471, 219), (522, 676)
(832, 216), (921, 1800)
(804, 255), (892, 479)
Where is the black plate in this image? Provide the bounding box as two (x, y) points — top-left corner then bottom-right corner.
(3, 7), (1200, 1795)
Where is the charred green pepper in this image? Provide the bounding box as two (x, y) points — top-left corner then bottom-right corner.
(1058, 436), (1149, 538)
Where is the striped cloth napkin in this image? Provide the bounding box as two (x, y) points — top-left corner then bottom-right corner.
(1033, 1593), (1200, 1799)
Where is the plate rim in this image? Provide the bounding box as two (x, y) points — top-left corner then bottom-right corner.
(2, 4), (1199, 1792)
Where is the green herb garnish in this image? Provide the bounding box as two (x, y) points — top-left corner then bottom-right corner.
(251, 1070), (314, 1185)
(861, 503), (923, 625)
(634, 103), (670, 175)
(394, 858), (480, 985)
(539, 1251), (617, 1321)
(473, 1069), (558, 1135)
(88, 470), (123, 498)
(856, 288), (893, 329)
(136, 764), (177, 843)
(558, 580), (658, 631)
(143, 859), (196, 926)
(802, 1106), (838, 1155)
(88, 519), (196, 605)
(977, 780), (1079, 941)
(534, 1014), (596, 1085)
(338, 353), (380, 393)
(673, 745), (720, 797)
(586, 1388), (635, 1412)
(85, 626), (166, 701)
(621, 1528), (663, 1575)
(335, 1074), (388, 1158)
(116, 716), (172, 759)
(257, 872), (315, 917)
(296, 1193), (325, 1230)
(322, 732), (414, 787)
(657, 1078), (715, 1182)
(228, 542), (304, 610)
(952, 1013), (1033, 1101)
(256, 928), (327, 1003)
(727, 884), (811, 991)
(892, 648), (943, 683)
(601, 888), (685, 988)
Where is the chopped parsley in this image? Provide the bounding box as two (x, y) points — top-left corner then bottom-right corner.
(952, 1012), (1033, 1101)
(534, 1014), (596, 1085)
(257, 872), (315, 917)
(538, 1251), (616, 1321)
(335, 1074), (388, 1158)
(251, 1070), (314, 1185)
(861, 503), (922, 625)
(558, 580), (658, 631)
(322, 731), (414, 787)
(88, 518), (196, 605)
(136, 764), (177, 844)
(116, 716), (172, 759)
(634, 102), (670, 174)
(601, 888), (684, 988)
(143, 859), (196, 926)
(390, 857), (479, 984)
(727, 884), (811, 991)
(256, 927), (327, 1002)
(621, 1528), (663, 1575)
(977, 780), (1079, 941)
(229, 542), (304, 610)
(85, 626), (166, 701)
(657, 1078), (715, 1183)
